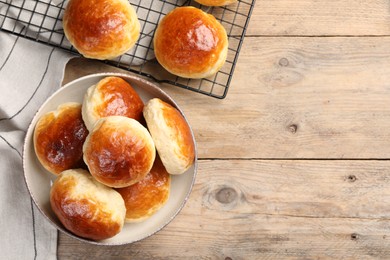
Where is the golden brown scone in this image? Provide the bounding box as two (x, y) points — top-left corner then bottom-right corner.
(143, 98), (195, 175)
(116, 156), (170, 222)
(50, 169), (126, 241)
(33, 102), (88, 175)
(82, 76), (144, 131)
(195, 0), (237, 6)
(153, 6), (228, 79)
(83, 116), (156, 188)
(63, 0), (140, 60)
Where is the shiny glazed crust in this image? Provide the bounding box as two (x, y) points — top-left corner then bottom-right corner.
(33, 103), (88, 175)
(83, 116), (156, 188)
(82, 76), (144, 131)
(195, 0), (238, 6)
(143, 98), (195, 175)
(50, 169), (126, 241)
(116, 156), (170, 222)
(63, 0), (140, 60)
(153, 6), (228, 78)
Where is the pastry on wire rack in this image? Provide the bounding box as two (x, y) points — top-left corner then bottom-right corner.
(195, 0), (238, 6)
(63, 0), (140, 60)
(153, 6), (228, 79)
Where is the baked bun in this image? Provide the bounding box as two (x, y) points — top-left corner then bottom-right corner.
(50, 169), (126, 240)
(34, 102), (88, 175)
(82, 76), (144, 131)
(153, 6), (228, 78)
(143, 98), (195, 175)
(63, 0), (140, 60)
(195, 0), (237, 6)
(116, 156), (170, 222)
(83, 116), (155, 188)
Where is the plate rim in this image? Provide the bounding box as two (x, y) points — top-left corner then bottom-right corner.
(22, 72), (198, 246)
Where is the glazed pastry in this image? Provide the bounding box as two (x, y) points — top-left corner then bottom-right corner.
(153, 7), (228, 78)
(83, 116), (156, 188)
(82, 76), (144, 131)
(116, 156), (170, 222)
(34, 102), (88, 175)
(63, 0), (140, 60)
(143, 98), (195, 175)
(195, 0), (238, 6)
(50, 169), (126, 240)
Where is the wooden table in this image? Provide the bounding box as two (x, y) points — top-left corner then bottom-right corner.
(59, 1), (390, 258)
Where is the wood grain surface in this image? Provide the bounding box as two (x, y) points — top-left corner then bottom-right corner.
(58, 160), (390, 259)
(251, 0), (390, 36)
(58, 0), (390, 259)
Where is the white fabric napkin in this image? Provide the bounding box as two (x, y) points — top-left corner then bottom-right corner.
(0, 30), (75, 259)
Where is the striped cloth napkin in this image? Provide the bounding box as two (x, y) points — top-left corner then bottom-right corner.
(0, 30), (74, 260)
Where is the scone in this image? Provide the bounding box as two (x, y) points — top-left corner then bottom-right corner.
(153, 6), (228, 78)
(143, 98), (195, 175)
(63, 0), (140, 60)
(50, 169), (126, 241)
(82, 76), (144, 131)
(83, 116), (156, 188)
(34, 102), (88, 175)
(116, 156), (170, 222)
(195, 0), (237, 6)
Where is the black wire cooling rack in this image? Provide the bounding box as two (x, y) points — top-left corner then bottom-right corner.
(0, 0), (255, 98)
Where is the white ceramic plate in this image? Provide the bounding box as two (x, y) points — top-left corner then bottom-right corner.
(23, 73), (197, 245)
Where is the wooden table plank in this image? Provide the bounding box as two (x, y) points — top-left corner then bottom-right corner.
(59, 217), (389, 259)
(58, 160), (390, 259)
(249, 0), (390, 36)
(65, 36), (390, 159)
(162, 37), (390, 159)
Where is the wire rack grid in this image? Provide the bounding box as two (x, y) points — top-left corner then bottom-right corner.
(0, 0), (255, 98)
